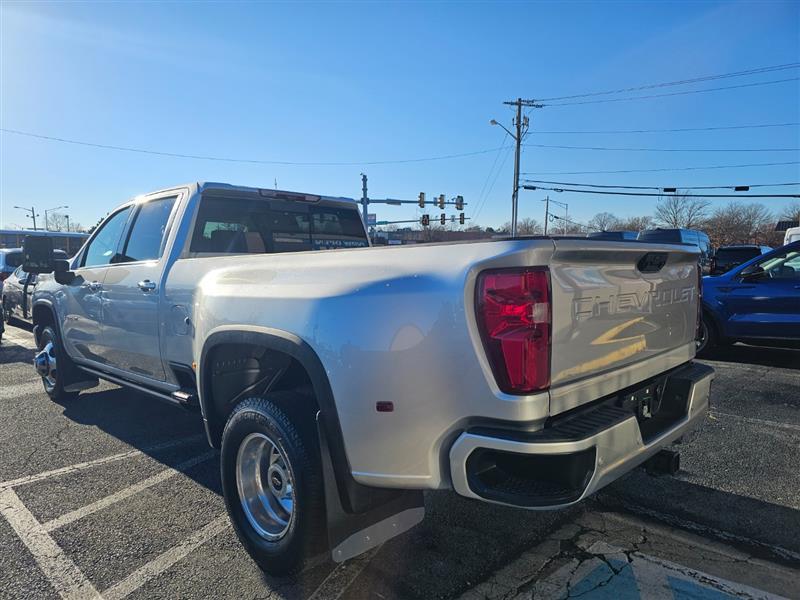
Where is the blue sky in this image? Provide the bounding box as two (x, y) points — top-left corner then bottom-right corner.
(1, 1), (798, 231)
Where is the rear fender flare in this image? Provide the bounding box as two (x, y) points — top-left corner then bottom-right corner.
(198, 326), (378, 513)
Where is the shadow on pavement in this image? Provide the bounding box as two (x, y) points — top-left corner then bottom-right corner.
(57, 385), (577, 599)
(598, 470), (800, 567)
(701, 343), (800, 370)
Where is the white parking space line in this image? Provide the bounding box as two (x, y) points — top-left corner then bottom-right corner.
(307, 546), (381, 600)
(0, 380), (45, 400)
(0, 434), (206, 490)
(101, 514), (230, 600)
(43, 451), (216, 532)
(711, 410), (800, 433)
(0, 488), (102, 600)
(2, 326), (37, 348)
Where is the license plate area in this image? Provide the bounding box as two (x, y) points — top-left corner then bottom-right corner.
(616, 372), (689, 443)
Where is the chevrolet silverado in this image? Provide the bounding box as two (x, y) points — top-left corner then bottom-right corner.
(25, 182), (713, 575)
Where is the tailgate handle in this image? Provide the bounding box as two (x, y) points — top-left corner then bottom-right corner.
(637, 252), (668, 273)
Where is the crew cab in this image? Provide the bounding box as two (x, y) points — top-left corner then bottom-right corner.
(26, 182), (714, 575)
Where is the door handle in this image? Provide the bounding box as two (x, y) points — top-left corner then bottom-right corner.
(82, 281), (103, 292)
(137, 280), (157, 292)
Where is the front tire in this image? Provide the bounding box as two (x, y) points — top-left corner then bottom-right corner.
(35, 325), (79, 402)
(220, 394), (325, 576)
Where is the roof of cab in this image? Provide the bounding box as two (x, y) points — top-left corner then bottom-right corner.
(195, 181), (358, 205)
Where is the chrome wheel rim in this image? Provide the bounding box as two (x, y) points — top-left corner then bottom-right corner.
(34, 341), (57, 390)
(696, 320), (708, 353)
(235, 432), (295, 541)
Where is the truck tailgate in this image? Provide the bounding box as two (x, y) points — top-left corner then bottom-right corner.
(548, 239), (699, 414)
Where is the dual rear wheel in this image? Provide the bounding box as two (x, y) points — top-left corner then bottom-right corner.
(220, 394), (326, 576)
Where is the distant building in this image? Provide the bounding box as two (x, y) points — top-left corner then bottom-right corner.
(0, 229), (89, 256)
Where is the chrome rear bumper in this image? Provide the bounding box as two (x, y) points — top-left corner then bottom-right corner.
(449, 362), (714, 509)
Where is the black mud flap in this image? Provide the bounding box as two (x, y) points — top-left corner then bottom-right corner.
(316, 415), (425, 563)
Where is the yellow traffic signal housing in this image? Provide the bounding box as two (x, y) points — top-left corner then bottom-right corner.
(418, 192), (426, 208)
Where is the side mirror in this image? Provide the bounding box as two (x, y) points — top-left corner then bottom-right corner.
(22, 236), (55, 274)
(53, 259), (76, 285)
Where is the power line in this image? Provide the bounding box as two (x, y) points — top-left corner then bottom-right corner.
(0, 128), (505, 166)
(524, 143), (799, 152)
(543, 77), (799, 107)
(521, 184), (800, 199)
(522, 179), (800, 190)
(536, 62), (800, 102)
(473, 134), (511, 221)
(533, 122), (800, 134)
(521, 161), (800, 176)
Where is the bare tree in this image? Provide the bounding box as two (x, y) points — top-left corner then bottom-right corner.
(497, 218), (543, 236)
(518, 217), (543, 235)
(617, 215), (653, 232)
(781, 201), (800, 224)
(587, 212), (621, 232)
(47, 213), (83, 232)
(704, 202), (775, 247)
(654, 193), (710, 229)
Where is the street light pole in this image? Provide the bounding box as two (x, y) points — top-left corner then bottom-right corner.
(44, 205), (69, 231)
(493, 98), (541, 238)
(511, 99), (522, 238)
(14, 206), (39, 231)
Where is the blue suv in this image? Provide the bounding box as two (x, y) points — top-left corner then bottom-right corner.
(699, 240), (800, 354)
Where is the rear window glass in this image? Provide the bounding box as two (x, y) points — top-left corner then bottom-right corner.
(189, 196), (368, 254)
(638, 230), (682, 243)
(716, 248), (760, 263)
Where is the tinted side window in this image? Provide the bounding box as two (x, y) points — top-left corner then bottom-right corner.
(82, 208), (132, 267)
(121, 197), (177, 262)
(5, 252), (23, 268)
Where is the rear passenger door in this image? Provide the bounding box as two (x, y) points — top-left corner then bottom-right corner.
(99, 194), (178, 381)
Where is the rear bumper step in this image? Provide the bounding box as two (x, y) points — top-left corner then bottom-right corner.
(449, 361), (713, 509)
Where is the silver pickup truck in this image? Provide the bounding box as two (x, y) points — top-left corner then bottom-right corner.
(25, 182), (713, 575)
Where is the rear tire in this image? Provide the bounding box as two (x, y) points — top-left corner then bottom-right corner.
(220, 394), (326, 576)
(696, 314), (717, 357)
(36, 325), (79, 402)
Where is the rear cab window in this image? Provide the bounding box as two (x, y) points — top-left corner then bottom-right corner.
(189, 195), (368, 255)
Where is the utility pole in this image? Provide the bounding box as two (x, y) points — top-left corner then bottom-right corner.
(361, 173), (369, 229)
(14, 205), (39, 230)
(511, 99), (523, 237)
(66, 215), (71, 232)
(492, 98), (542, 238)
(543, 196), (550, 235)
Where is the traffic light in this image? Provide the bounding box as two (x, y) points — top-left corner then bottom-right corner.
(455, 195), (464, 211)
(440, 213), (446, 225)
(438, 194), (445, 209)
(421, 214), (430, 227)
(418, 192), (426, 208)
(459, 212), (465, 225)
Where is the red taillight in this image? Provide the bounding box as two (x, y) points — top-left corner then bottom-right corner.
(476, 268), (551, 394)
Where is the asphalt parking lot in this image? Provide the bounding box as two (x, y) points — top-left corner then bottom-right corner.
(1, 323), (798, 599)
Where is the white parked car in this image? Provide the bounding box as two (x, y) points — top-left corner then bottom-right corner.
(784, 226), (800, 246)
